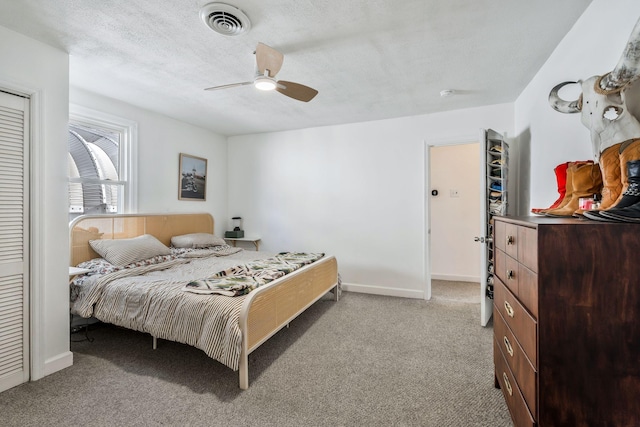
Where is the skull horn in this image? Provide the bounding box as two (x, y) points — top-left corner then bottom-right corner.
(548, 81), (581, 114)
(599, 17), (640, 92)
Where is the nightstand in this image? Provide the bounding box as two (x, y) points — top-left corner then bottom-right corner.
(225, 236), (261, 251)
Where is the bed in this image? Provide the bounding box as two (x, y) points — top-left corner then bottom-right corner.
(69, 212), (339, 389)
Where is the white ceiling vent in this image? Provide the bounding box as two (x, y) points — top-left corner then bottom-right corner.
(199, 3), (251, 36)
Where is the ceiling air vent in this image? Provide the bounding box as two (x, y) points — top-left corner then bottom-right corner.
(199, 3), (251, 36)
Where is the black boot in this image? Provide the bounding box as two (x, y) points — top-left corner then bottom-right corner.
(595, 160), (640, 222)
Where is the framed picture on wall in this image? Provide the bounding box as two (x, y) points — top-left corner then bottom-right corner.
(178, 153), (207, 201)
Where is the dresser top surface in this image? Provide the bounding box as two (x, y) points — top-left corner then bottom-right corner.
(494, 215), (615, 227)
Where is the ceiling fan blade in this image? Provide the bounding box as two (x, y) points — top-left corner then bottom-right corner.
(276, 81), (318, 102)
(204, 81), (252, 91)
(256, 42), (284, 77)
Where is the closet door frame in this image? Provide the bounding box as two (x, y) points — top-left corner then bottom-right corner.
(0, 81), (45, 383)
(0, 90), (29, 391)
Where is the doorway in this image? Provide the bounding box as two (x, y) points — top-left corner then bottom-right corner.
(426, 141), (482, 303)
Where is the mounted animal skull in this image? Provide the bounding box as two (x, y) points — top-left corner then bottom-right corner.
(549, 17), (640, 160)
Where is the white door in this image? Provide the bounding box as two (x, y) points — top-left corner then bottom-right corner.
(0, 90), (30, 392)
(478, 129), (491, 326)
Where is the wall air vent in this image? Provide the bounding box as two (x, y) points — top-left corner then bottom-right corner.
(199, 3), (251, 36)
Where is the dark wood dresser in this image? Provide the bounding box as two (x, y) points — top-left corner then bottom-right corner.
(492, 216), (640, 427)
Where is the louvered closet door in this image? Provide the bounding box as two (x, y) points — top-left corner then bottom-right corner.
(0, 91), (30, 393)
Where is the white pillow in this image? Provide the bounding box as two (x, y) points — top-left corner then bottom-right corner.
(89, 234), (171, 267)
(171, 233), (226, 249)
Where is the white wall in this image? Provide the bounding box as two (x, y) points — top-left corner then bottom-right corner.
(69, 88), (228, 225)
(228, 103), (513, 298)
(430, 143), (481, 282)
(515, 0), (640, 213)
(0, 25), (70, 378)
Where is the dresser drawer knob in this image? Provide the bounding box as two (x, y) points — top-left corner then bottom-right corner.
(503, 336), (514, 357)
(504, 301), (515, 318)
(506, 235), (515, 245)
(502, 372), (513, 396)
(507, 269), (514, 280)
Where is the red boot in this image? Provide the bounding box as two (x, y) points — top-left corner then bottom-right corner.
(531, 162), (570, 215)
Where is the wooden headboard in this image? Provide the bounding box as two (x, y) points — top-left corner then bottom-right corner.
(69, 213), (214, 266)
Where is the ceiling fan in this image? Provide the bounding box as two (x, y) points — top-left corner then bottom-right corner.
(204, 42), (318, 102)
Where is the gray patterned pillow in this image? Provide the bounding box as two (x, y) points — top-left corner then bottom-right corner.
(89, 234), (171, 267)
(170, 233), (227, 249)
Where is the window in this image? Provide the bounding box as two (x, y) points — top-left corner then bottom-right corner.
(68, 105), (137, 222)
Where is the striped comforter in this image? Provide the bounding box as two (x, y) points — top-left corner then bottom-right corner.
(71, 250), (280, 371)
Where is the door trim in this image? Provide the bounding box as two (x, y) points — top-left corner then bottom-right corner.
(0, 79), (45, 381)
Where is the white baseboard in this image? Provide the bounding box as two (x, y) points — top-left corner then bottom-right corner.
(342, 282), (424, 299)
(431, 274), (480, 283)
(43, 351), (73, 377)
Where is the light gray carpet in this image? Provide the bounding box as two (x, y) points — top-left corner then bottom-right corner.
(431, 279), (481, 304)
(0, 282), (512, 427)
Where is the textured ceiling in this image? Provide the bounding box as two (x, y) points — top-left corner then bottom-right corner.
(0, 0), (592, 136)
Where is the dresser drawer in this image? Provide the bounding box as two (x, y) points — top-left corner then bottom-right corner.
(504, 222), (519, 259)
(495, 220), (506, 251)
(496, 250), (538, 318)
(495, 249), (520, 295)
(494, 307), (537, 415)
(494, 338), (535, 427)
(495, 220), (537, 270)
(495, 221), (519, 258)
(517, 225), (537, 272)
(518, 263), (538, 319)
(494, 277), (537, 366)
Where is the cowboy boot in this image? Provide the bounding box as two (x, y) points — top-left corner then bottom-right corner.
(584, 138), (640, 220)
(544, 164), (574, 214)
(546, 163), (602, 217)
(531, 162), (570, 215)
(540, 162), (576, 214)
(594, 160), (640, 222)
(584, 160), (640, 220)
(610, 138), (640, 206)
(573, 145), (622, 216)
(534, 161), (593, 215)
(596, 143), (622, 210)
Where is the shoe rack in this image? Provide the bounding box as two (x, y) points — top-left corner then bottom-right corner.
(484, 130), (508, 301)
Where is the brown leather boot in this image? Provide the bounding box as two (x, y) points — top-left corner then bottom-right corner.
(584, 139), (640, 221)
(539, 161), (591, 215)
(593, 160), (640, 221)
(546, 163), (603, 217)
(543, 162), (574, 214)
(610, 138), (640, 207)
(593, 143), (623, 211)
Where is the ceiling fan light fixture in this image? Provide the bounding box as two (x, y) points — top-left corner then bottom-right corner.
(254, 76), (276, 91)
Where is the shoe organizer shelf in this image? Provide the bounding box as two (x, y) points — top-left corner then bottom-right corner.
(484, 130), (508, 300)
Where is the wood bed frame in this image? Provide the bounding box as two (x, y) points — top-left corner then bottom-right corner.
(69, 212), (339, 389)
